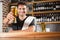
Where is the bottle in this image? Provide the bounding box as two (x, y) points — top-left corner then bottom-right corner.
(56, 5), (60, 10)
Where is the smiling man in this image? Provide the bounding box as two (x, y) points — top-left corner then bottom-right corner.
(4, 2), (36, 32)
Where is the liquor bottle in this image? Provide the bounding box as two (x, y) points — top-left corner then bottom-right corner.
(33, 3), (37, 12)
(56, 5), (60, 10)
(55, 1), (60, 10)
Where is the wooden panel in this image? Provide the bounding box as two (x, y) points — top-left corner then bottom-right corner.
(0, 32), (60, 40)
(0, 37), (60, 40)
(0, 38), (34, 40)
(0, 32), (60, 37)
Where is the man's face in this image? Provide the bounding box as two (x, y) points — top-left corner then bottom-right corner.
(17, 5), (28, 16)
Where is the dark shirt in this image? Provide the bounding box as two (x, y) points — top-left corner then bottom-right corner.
(11, 16), (34, 30)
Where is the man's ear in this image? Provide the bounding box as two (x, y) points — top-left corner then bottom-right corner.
(27, 7), (29, 10)
(27, 7), (29, 11)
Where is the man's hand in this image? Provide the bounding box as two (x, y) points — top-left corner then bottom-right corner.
(7, 12), (15, 20)
(3, 12), (15, 24)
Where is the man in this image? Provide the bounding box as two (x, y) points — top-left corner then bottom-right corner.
(4, 2), (36, 32)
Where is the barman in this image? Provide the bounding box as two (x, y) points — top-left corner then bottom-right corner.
(3, 2), (36, 32)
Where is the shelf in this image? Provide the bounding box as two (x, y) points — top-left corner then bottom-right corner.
(37, 21), (60, 24)
(26, 0), (60, 4)
(33, 0), (60, 3)
(10, 2), (33, 5)
(27, 12), (33, 14)
(33, 10), (60, 14)
(10, 3), (18, 5)
(10, 0), (60, 5)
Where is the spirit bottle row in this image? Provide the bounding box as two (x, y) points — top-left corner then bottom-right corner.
(33, 1), (60, 12)
(34, 12), (60, 22)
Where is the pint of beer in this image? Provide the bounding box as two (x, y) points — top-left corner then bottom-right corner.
(11, 6), (17, 23)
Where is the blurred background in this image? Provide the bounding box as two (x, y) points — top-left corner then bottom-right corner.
(0, 0), (60, 32)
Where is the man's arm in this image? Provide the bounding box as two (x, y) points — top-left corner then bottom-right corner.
(9, 25), (35, 32)
(3, 12), (15, 25)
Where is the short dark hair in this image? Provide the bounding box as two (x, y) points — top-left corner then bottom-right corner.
(17, 2), (27, 7)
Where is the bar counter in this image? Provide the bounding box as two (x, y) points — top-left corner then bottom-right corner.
(0, 32), (60, 37)
(0, 32), (60, 40)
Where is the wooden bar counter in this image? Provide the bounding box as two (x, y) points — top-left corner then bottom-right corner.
(0, 32), (60, 40)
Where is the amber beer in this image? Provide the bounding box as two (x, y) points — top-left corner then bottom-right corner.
(11, 6), (17, 23)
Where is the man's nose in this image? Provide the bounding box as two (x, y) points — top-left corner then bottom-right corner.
(20, 9), (24, 12)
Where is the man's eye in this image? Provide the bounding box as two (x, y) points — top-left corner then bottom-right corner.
(19, 8), (21, 10)
(23, 8), (25, 10)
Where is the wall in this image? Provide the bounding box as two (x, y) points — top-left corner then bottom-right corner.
(0, 1), (2, 32)
(2, 0), (10, 32)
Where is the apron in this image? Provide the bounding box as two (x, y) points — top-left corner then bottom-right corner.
(22, 16), (36, 31)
